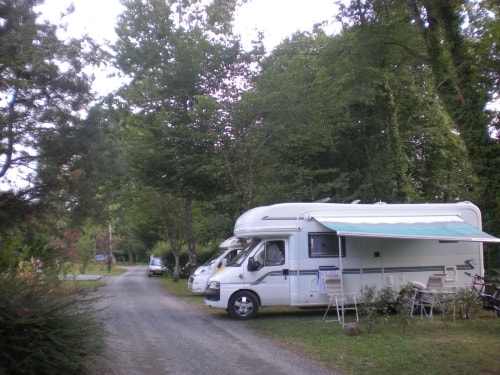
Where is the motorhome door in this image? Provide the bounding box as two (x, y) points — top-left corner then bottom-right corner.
(248, 240), (290, 306)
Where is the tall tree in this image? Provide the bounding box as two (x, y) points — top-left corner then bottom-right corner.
(113, 0), (256, 270)
(238, 18), (473, 205)
(234, 30), (346, 205)
(323, 0), (476, 204)
(0, 0), (102, 225)
(406, 0), (500, 231)
(404, 0), (500, 269)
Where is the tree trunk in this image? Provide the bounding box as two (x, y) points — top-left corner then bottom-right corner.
(184, 198), (197, 275)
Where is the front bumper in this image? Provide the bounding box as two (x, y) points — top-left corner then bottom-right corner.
(204, 285), (220, 302)
(188, 275), (209, 293)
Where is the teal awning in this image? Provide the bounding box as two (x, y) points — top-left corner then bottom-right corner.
(313, 215), (500, 242)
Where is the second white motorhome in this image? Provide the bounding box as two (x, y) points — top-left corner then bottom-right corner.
(204, 201), (500, 320)
(188, 237), (243, 293)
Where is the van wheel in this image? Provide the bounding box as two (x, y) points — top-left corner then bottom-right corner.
(228, 291), (259, 320)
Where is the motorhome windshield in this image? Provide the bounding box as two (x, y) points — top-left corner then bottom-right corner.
(228, 239), (260, 267)
(204, 248), (226, 266)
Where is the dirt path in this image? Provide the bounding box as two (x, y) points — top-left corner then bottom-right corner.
(88, 265), (337, 375)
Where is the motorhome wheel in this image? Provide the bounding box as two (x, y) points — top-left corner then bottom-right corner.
(228, 291), (259, 320)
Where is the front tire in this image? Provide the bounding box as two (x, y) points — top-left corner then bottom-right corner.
(228, 291), (259, 320)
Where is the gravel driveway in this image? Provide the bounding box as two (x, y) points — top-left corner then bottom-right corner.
(88, 265), (337, 375)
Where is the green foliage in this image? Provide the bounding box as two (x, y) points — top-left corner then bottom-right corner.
(75, 228), (94, 274)
(151, 240), (170, 258)
(406, 0), (500, 246)
(240, 16), (475, 204)
(0, 0), (104, 217)
(0, 233), (23, 271)
(0, 270), (107, 374)
(454, 286), (482, 319)
(358, 285), (378, 332)
(358, 285), (398, 332)
(394, 283), (419, 327)
(111, 0), (261, 270)
(99, 0), (499, 277)
(114, 0), (253, 202)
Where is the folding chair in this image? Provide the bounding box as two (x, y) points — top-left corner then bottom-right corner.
(321, 275), (358, 325)
(419, 275), (445, 319)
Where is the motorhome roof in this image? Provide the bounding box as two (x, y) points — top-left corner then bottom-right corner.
(219, 236), (241, 249)
(237, 201), (480, 220)
(234, 202), (500, 243)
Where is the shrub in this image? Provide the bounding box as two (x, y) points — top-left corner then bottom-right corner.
(0, 267), (107, 374)
(394, 283), (419, 327)
(454, 286), (481, 319)
(359, 285), (397, 332)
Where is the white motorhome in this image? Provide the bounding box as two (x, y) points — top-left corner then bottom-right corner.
(188, 237), (243, 293)
(204, 202), (500, 320)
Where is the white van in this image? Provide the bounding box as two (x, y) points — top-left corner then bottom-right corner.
(188, 237), (243, 293)
(204, 201), (500, 319)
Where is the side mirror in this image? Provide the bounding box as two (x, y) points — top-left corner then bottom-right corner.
(247, 257), (260, 271)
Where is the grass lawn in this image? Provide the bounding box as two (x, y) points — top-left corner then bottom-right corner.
(159, 277), (500, 375)
(68, 262), (127, 276)
(62, 262), (127, 289)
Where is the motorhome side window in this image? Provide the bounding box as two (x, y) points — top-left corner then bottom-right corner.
(254, 241), (285, 267)
(308, 233), (345, 258)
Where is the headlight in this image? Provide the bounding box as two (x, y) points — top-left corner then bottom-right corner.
(207, 280), (220, 290)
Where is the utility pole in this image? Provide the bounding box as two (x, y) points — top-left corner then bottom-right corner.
(109, 222), (113, 255)
(107, 222), (113, 273)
